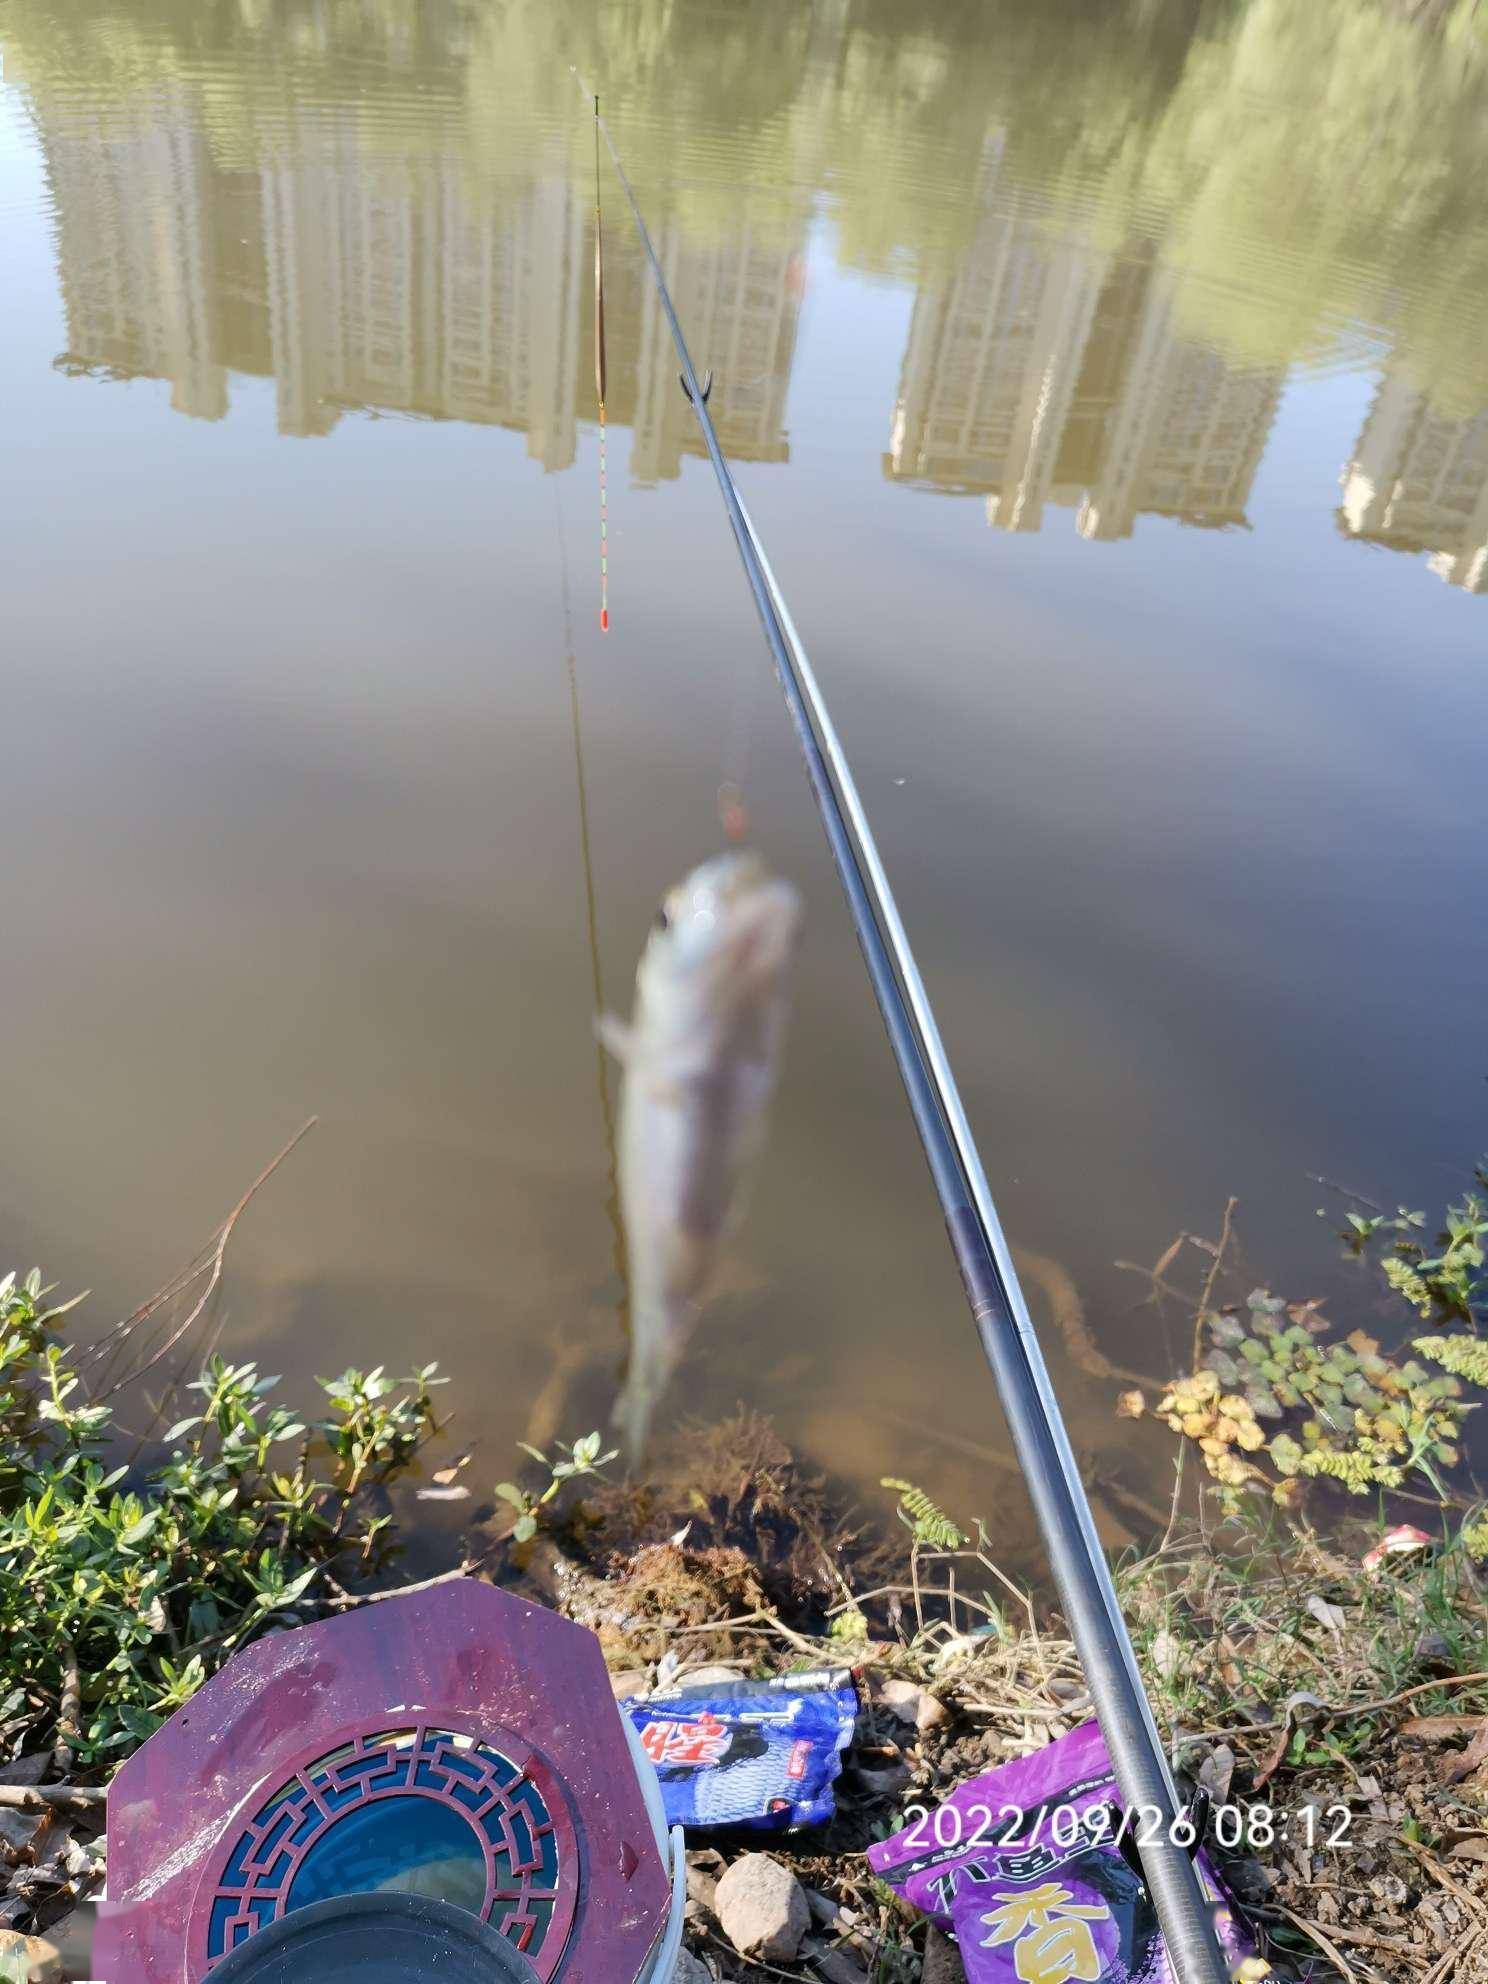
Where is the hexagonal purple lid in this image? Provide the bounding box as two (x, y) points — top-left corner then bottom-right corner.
(95, 1582), (672, 1984)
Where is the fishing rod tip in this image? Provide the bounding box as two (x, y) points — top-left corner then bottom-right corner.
(600, 608), (610, 632)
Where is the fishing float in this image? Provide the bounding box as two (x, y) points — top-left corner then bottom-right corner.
(575, 75), (1232, 1984)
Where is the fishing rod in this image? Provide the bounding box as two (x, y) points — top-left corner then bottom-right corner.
(576, 82), (1231, 1984)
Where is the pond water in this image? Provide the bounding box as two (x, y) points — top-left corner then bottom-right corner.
(2, 0), (1486, 1563)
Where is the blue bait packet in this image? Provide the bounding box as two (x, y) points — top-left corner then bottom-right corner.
(625, 1672), (859, 1831)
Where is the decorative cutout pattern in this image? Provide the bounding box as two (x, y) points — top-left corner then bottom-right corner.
(202, 1725), (576, 1975)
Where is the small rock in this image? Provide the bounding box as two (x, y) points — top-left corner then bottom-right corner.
(714, 1854), (810, 1961)
(875, 1679), (948, 1734)
(674, 1665), (746, 1691)
(686, 1850), (724, 1920)
(0, 1932), (62, 1984)
(670, 1949), (713, 1984)
(609, 1670), (651, 1700)
(921, 1926), (966, 1984)
(1149, 1631), (1183, 1683)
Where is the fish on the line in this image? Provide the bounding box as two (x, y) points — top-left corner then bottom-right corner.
(600, 849), (802, 1459)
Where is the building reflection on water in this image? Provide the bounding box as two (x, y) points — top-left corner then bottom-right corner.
(39, 83), (805, 481)
(28, 71), (1488, 593)
(1338, 373), (1488, 594)
(883, 150), (1284, 540)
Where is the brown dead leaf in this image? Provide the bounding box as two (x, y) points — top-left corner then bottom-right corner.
(1152, 1236), (1185, 1279)
(1252, 1722), (1291, 1793)
(1214, 1635), (1243, 1691)
(1399, 1716), (1485, 1743)
(1286, 1299), (1328, 1332)
(1442, 1718), (1488, 1787)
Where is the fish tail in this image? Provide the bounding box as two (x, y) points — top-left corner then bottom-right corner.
(612, 1372), (655, 1467)
(613, 1313), (678, 1466)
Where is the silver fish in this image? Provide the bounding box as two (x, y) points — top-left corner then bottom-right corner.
(601, 849), (802, 1458)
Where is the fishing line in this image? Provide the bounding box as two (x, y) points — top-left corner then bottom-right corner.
(593, 95), (610, 633)
(554, 479), (629, 1338)
(587, 90), (756, 842)
(574, 68), (1228, 1984)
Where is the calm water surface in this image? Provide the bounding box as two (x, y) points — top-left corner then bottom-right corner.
(3, 0), (1487, 1562)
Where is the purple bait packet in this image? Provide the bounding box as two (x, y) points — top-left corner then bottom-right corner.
(626, 1672), (858, 1832)
(868, 1721), (1259, 1981)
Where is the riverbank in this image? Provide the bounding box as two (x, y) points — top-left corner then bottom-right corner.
(9, 1407), (1487, 1984)
(3, 1168), (1488, 1981)
(502, 1413), (1488, 1984)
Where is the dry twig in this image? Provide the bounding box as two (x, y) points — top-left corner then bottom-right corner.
(1192, 1196), (1237, 1373)
(51, 1642), (80, 1779)
(90, 1118), (317, 1399)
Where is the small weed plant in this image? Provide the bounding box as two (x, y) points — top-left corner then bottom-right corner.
(0, 1268), (439, 1771)
(495, 1431), (618, 1542)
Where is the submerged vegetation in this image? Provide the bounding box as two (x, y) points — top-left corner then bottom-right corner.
(1119, 1171), (1488, 1517)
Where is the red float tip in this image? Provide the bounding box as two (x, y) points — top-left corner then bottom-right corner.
(718, 782), (750, 843)
(600, 608), (609, 632)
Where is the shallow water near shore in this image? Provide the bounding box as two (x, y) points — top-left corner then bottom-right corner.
(2, 0), (1487, 1565)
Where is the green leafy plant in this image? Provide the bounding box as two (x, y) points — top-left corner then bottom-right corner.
(495, 1431), (618, 1543)
(1138, 1172), (1488, 1513)
(0, 1269), (441, 1770)
(1173, 1293), (1468, 1502)
(881, 1477), (966, 1550)
(1342, 1176), (1488, 1324)
(1416, 1335), (1488, 1387)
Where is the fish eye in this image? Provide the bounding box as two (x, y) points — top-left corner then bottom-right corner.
(653, 905), (671, 932)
